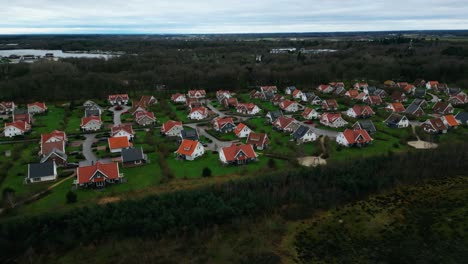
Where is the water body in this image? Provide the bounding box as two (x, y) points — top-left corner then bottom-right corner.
(0, 49), (118, 59)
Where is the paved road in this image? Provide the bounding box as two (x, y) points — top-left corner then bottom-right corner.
(109, 105), (130, 125)
(81, 134), (98, 164)
(302, 122), (340, 138)
(185, 123), (235, 151)
(206, 102), (226, 118)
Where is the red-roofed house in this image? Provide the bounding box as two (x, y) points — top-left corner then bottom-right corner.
(442, 115), (460, 128)
(426, 81), (439, 90)
(432, 102), (454, 115)
(3, 121), (31, 137)
(292, 89), (303, 100)
(171, 93), (187, 103)
(302, 107), (319, 120)
(27, 102), (47, 114)
(219, 144), (257, 165)
(272, 116), (300, 132)
(0, 101), (15, 114)
(161, 120), (183, 136)
(246, 132), (270, 150)
(320, 113), (348, 128)
(222, 97), (239, 108)
(390, 91), (407, 102)
(135, 111), (156, 126)
(40, 140), (67, 166)
(386, 102), (405, 113)
(188, 107), (209, 120)
(317, 84), (334, 94)
(345, 89), (359, 99)
(365, 95), (383, 105)
(111, 124), (135, 140)
(108, 94), (129, 105)
(234, 123), (252, 138)
(346, 105), (375, 118)
(175, 139), (205, 160)
(108, 136), (132, 153)
(271, 94), (285, 105)
(41, 130), (67, 145)
(260, 86), (278, 94)
(139, 95), (157, 106)
(449, 93), (468, 105)
(421, 118), (447, 134)
(236, 103), (260, 115)
(336, 129), (373, 147)
(187, 90), (206, 99)
(13, 112), (31, 124)
(404, 84), (416, 94)
(321, 99), (339, 111)
(212, 117), (236, 133)
(75, 162), (123, 188)
(279, 100), (300, 112)
(81, 116), (102, 131)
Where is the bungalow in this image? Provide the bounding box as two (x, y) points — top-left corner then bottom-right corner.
(346, 105), (375, 118)
(455, 112), (468, 125)
(75, 162), (123, 188)
(273, 116), (300, 133)
(272, 94), (285, 105)
(180, 129), (199, 142)
(390, 91), (407, 102)
(353, 82), (369, 91)
(171, 93), (187, 103)
(292, 89), (303, 100)
(0, 101), (15, 114)
(321, 99), (339, 111)
(26, 162), (57, 184)
(260, 86), (278, 94)
(187, 90), (206, 99)
(421, 118), (447, 134)
(432, 102), (454, 115)
(188, 107), (209, 120)
(246, 132), (270, 150)
(3, 121), (31, 137)
(108, 136), (132, 153)
(279, 100), (300, 113)
(386, 102), (406, 113)
(425, 81), (439, 90)
(27, 102), (47, 114)
(352, 120), (377, 134)
(234, 123), (252, 138)
(219, 143), (258, 165)
(13, 109), (31, 124)
(285, 86), (296, 95)
(292, 125), (317, 144)
(365, 95), (383, 105)
(336, 129), (373, 147)
(121, 147), (147, 168)
(442, 115), (460, 129)
(222, 97), (239, 108)
(266, 110), (283, 123)
(161, 120), (183, 136)
(111, 124), (135, 140)
(302, 107), (319, 120)
(81, 116), (102, 131)
(385, 113), (409, 128)
(317, 84), (334, 94)
(449, 93), (468, 105)
(212, 117), (236, 133)
(319, 113), (348, 128)
(135, 111), (156, 126)
(108, 94), (129, 105)
(175, 139), (205, 161)
(236, 103), (260, 115)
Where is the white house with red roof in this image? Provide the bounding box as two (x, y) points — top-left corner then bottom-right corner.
(346, 105), (375, 118)
(187, 90), (206, 99)
(317, 84), (334, 94)
(292, 89), (303, 100)
(75, 162), (123, 188)
(260, 86), (278, 94)
(321, 99), (339, 111)
(188, 107), (209, 120)
(161, 120), (183, 136)
(272, 116), (301, 133)
(3, 120), (31, 137)
(171, 93), (187, 103)
(41, 130), (67, 145)
(108, 136), (132, 153)
(111, 124), (135, 140)
(404, 84), (416, 94)
(135, 111), (156, 126)
(234, 123), (252, 138)
(449, 92), (468, 105)
(426, 81), (439, 90)
(0, 101), (15, 114)
(336, 129), (373, 147)
(365, 95), (383, 105)
(320, 113), (348, 128)
(421, 118), (448, 134)
(212, 117), (236, 133)
(13, 111), (31, 124)
(386, 102), (406, 113)
(246, 132), (270, 150)
(175, 139), (205, 161)
(236, 103), (260, 115)
(302, 107), (319, 120)
(108, 94), (129, 105)
(81, 116), (102, 131)
(27, 102), (47, 114)
(279, 100), (300, 113)
(219, 143), (258, 165)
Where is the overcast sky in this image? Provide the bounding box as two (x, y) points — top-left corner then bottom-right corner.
(1, 0), (467, 34)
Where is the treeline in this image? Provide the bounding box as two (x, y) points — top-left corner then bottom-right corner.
(1, 142), (467, 261)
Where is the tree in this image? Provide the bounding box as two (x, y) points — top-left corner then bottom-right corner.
(66, 191), (77, 204)
(267, 158), (277, 169)
(2, 187), (15, 208)
(202, 167), (212, 177)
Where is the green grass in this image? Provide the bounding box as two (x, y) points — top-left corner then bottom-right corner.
(31, 105), (65, 135)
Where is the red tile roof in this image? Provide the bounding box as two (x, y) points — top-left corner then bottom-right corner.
(188, 90), (206, 96)
(342, 129), (373, 144)
(318, 84), (330, 91)
(41, 130), (66, 145)
(444, 115), (459, 127)
(135, 111), (155, 121)
(27, 102), (47, 110)
(189, 107), (208, 116)
(236, 103), (256, 111)
(346, 89), (359, 98)
(5, 120), (29, 132)
(111, 124), (134, 136)
(161, 120), (182, 133)
(389, 102), (405, 113)
(176, 139), (200, 156)
(108, 136), (131, 150)
(171, 93), (186, 101)
(279, 100), (297, 110)
(273, 116), (296, 129)
(215, 117), (234, 128)
(220, 144), (257, 162)
(351, 105), (375, 116)
(77, 162), (120, 184)
(14, 113), (31, 124)
(234, 123), (249, 135)
(292, 89), (302, 96)
(246, 133), (269, 146)
(42, 140), (65, 155)
(81, 116), (102, 126)
(108, 94), (129, 100)
(302, 107), (315, 117)
(321, 113), (343, 123)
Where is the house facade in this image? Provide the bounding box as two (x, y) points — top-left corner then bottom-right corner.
(108, 94), (129, 105)
(246, 132), (270, 150)
(234, 123), (252, 138)
(188, 107), (209, 120)
(385, 114), (409, 128)
(292, 125), (317, 144)
(161, 120), (183, 136)
(236, 103), (260, 115)
(135, 111), (156, 126)
(81, 116), (102, 131)
(212, 117), (236, 133)
(175, 139), (205, 161)
(336, 129), (373, 147)
(279, 100), (300, 113)
(319, 113), (348, 128)
(27, 102), (47, 114)
(171, 93), (187, 103)
(75, 162), (123, 188)
(346, 105), (375, 118)
(111, 124), (135, 140)
(302, 107), (319, 120)
(3, 121), (31, 137)
(219, 144), (258, 165)
(187, 90), (206, 99)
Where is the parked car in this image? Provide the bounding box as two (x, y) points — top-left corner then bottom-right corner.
(304, 120), (314, 124)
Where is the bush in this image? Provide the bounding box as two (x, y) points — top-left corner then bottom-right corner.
(66, 191), (77, 204)
(202, 167), (212, 177)
(267, 158), (277, 169)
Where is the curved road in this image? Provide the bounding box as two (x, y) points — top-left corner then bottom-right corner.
(109, 105), (131, 125)
(80, 134), (98, 165)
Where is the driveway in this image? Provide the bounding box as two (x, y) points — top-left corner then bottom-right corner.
(81, 134), (98, 165)
(109, 105), (130, 125)
(185, 123), (235, 151)
(302, 122), (340, 138)
(206, 102), (226, 118)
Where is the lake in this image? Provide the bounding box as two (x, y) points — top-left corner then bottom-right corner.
(0, 49), (118, 59)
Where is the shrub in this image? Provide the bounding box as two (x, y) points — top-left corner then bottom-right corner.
(66, 191), (77, 204)
(202, 167), (212, 177)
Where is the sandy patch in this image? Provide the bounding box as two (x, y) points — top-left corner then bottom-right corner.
(298, 156), (327, 167)
(96, 145), (107, 151)
(98, 197), (121, 204)
(70, 141), (83, 147)
(407, 140), (438, 149)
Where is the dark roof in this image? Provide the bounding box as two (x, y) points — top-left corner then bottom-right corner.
(414, 88), (426, 98)
(455, 112), (468, 123)
(85, 109), (101, 117)
(355, 120), (376, 133)
(40, 149), (67, 163)
(367, 86), (377, 94)
(448, 87), (461, 95)
(386, 113), (405, 124)
(264, 91), (275, 101)
(286, 86), (296, 92)
(267, 110), (283, 121)
(180, 129), (199, 141)
(14, 109), (28, 115)
(405, 103), (421, 114)
(122, 147), (146, 163)
(292, 125), (310, 139)
(28, 162), (55, 179)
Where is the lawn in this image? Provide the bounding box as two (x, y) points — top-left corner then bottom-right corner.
(31, 105), (66, 135)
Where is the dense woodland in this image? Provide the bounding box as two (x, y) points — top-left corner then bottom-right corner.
(1, 33), (468, 103)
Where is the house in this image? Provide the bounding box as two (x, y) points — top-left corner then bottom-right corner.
(346, 105), (375, 118)
(436, 83), (448, 93)
(421, 118), (447, 134)
(212, 117), (236, 133)
(250, 90), (264, 100)
(386, 102), (406, 113)
(108, 136), (132, 153)
(175, 139), (205, 161)
(0, 101), (15, 114)
(129, 102), (147, 116)
(390, 91), (407, 102)
(273, 116), (300, 132)
(336, 129), (373, 147)
(385, 113), (409, 128)
(27, 102), (47, 114)
(317, 84), (334, 94)
(222, 97), (239, 108)
(291, 125), (317, 144)
(442, 115), (460, 129)
(41, 130), (67, 145)
(121, 147), (147, 168)
(26, 162), (57, 184)
(432, 102), (454, 115)
(180, 129), (199, 142)
(345, 89), (360, 99)
(135, 111), (156, 126)
(425, 81), (439, 90)
(397, 82), (408, 89)
(111, 124), (135, 140)
(75, 162), (123, 188)
(187, 90), (206, 99)
(403, 84), (416, 94)
(263, 91), (275, 101)
(219, 144), (257, 165)
(308, 95), (322, 105)
(161, 120), (183, 136)
(85, 108), (101, 118)
(454, 112), (468, 125)
(171, 93), (187, 103)
(234, 123), (252, 138)
(302, 107), (319, 120)
(449, 93), (468, 105)
(236, 103), (260, 115)
(272, 94), (285, 105)
(139, 95), (157, 106)
(260, 86), (278, 94)
(108, 94), (129, 105)
(356, 92), (368, 101)
(188, 107), (209, 120)
(186, 98), (202, 109)
(446, 87), (462, 96)
(40, 141), (67, 166)
(404, 102), (425, 118)
(353, 82), (369, 91)
(3, 121), (31, 137)
(13, 109), (31, 124)
(413, 88), (427, 98)
(321, 99), (339, 111)
(363, 86), (376, 95)
(365, 95), (383, 105)
(266, 110), (283, 123)
(246, 132), (270, 150)
(216, 90), (232, 102)
(83, 100), (98, 108)
(292, 89), (303, 100)
(279, 100), (300, 113)
(334, 85), (346, 95)
(81, 116), (102, 131)
(319, 113), (348, 128)
(412, 98), (428, 108)
(413, 79), (426, 87)
(352, 120), (377, 134)
(373, 89), (387, 99)
(285, 86), (296, 95)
